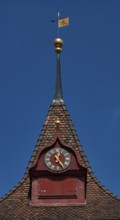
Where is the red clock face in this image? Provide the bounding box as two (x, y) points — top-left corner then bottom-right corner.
(44, 148), (71, 171)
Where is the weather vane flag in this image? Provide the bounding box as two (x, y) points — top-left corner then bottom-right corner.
(52, 11), (69, 37)
(58, 12), (69, 28)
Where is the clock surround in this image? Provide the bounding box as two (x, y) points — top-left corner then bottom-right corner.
(29, 132), (87, 206)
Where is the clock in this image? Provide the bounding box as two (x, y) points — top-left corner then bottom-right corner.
(44, 147), (71, 171)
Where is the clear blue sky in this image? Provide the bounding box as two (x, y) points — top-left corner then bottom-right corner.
(0, 0), (120, 197)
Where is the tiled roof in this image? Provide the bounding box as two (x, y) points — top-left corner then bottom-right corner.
(0, 100), (119, 219)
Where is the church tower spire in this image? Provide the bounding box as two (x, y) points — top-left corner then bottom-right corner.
(53, 38), (64, 102)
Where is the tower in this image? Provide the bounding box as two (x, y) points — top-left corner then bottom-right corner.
(0, 37), (119, 219)
(29, 38), (87, 206)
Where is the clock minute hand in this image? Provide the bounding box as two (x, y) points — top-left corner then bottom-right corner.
(55, 155), (64, 168)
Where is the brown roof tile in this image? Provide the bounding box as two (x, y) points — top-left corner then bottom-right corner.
(0, 100), (120, 219)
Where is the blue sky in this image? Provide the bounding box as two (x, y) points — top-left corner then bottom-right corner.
(0, 0), (120, 197)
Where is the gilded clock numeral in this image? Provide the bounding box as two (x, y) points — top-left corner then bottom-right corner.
(66, 157), (70, 161)
(51, 165), (55, 169)
(56, 148), (60, 153)
(50, 150), (54, 154)
(45, 158), (50, 161)
(56, 166), (60, 170)
(47, 161), (51, 166)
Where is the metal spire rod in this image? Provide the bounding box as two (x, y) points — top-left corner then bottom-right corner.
(53, 38), (64, 102)
(52, 12), (69, 102)
(57, 11), (60, 38)
(51, 11), (60, 38)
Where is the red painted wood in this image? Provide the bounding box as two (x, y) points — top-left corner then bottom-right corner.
(31, 175), (86, 206)
(39, 177), (77, 197)
(30, 135), (87, 206)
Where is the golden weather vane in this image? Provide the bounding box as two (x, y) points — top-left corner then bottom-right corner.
(51, 11), (69, 37)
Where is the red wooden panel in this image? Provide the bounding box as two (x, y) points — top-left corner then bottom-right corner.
(38, 177), (77, 198)
(31, 176), (86, 206)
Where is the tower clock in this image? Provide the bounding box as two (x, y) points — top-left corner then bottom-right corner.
(44, 147), (71, 171)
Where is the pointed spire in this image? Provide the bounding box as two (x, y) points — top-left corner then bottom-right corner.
(53, 38), (64, 102)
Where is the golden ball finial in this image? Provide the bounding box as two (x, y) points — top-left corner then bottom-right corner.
(54, 38), (64, 53)
(55, 118), (61, 127)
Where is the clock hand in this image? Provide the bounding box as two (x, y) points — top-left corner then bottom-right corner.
(57, 152), (60, 157)
(55, 154), (64, 168)
(58, 159), (64, 168)
(55, 152), (60, 161)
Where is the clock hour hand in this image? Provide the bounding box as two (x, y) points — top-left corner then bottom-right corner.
(55, 154), (64, 168)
